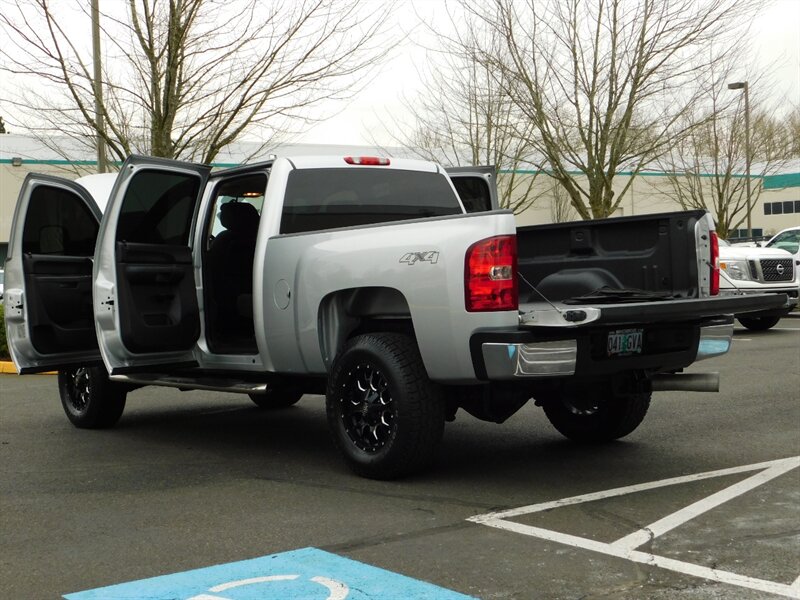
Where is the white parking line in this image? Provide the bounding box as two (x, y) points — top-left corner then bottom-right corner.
(468, 456), (800, 599)
(610, 458), (799, 551)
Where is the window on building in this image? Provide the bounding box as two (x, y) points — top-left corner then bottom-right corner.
(763, 200), (800, 216)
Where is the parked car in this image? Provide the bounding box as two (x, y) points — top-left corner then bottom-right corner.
(764, 226), (800, 262)
(718, 238), (798, 330)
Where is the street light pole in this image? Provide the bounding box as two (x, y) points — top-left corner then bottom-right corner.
(91, 0), (107, 173)
(728, 81), (751, 239)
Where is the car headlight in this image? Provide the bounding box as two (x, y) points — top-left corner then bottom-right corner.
(719, 259), (750, 281)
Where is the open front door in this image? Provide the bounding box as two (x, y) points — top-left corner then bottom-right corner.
(94, 156), (210, 374)
(4, 175), (102, 373)
(446, 166), (499, 213)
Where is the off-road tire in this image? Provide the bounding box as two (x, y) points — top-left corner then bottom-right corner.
(58, 366), (127, 429)
(541, 388), (651, 443)
(737, 315), (781, 331)
(326, 333), (445, 480)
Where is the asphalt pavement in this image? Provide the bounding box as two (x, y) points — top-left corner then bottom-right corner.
(1, 317), (798, 599)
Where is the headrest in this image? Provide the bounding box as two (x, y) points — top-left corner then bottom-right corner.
(220, 202), (259, 234)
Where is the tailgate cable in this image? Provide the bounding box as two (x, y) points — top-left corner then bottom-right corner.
(705, 260), (746, 294)
(517, 273), (589, 323)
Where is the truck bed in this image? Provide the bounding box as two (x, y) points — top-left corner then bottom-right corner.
(517, 210), (707, 303)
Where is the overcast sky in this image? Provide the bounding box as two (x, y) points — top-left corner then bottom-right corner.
(1, 0), (798, 148)
(296, 0), (800, 147)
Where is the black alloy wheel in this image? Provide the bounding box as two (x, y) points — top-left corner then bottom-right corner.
(58, 366), (127, 429)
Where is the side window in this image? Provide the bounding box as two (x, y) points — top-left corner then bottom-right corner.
(452, 177), (492, 213)
(206, 173), (267, 247)
(116, 171), (201, 245)
(767, 231), (800, 254)
(280, 168), (462, 234)
(22, 185), (98, 256)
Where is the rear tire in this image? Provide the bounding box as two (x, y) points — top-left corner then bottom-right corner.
(541, 386), (650, 443)
(58, 366), (127, 429)
(248, 387), (303, 409)
(737, 315), (781, 331)
(326, 333), (445, 480)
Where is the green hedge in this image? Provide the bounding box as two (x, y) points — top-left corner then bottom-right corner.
(0, 304), (8, 360)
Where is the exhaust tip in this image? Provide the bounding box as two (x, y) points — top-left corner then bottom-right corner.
(651, 372), (720, 393)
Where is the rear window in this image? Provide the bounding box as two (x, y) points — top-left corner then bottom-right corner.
(280, 168), (462, 234)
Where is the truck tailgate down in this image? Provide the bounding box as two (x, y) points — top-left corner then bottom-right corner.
(519, 294), (789, 328)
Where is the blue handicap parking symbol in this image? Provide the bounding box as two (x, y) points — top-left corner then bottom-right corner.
(64, 547), (476, 599)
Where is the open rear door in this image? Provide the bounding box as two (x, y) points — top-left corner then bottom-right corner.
(94, 156), (210, 374)
(4, 175), (102, 373)
(446, 166), (499, 212)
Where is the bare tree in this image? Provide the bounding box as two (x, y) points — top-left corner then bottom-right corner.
(787, 106), (800, 157)
(459, 0), (761, 219)
(0, 0), (393, 164)
(383, 13), (540, 214)
(549, 177), (577, 223)
(657, 77), (792, 239)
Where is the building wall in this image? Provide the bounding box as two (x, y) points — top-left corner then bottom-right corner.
(504, 171), (800, 235)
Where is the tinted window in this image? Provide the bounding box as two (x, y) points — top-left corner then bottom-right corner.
(280, 168), (462, 234)
(783, 201), (794, 214)
(116, 171), (201, 244)
(764, 203), (772, 215)
(452, 177), (492, 213)
(22, 185), (98, 256)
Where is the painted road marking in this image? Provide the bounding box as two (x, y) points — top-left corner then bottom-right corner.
(187, 575), (348, 600)
(64, 547), (475, 600)
(468, 456), (800, 599)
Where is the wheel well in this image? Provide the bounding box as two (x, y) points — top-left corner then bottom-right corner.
(318, 287), (414, 370)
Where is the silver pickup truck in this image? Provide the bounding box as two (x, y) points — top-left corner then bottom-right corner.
(3, 155), (784, 478)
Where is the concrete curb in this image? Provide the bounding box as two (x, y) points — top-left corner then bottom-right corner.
(0, 361), (55, 375)
(0, 361), (18, 374)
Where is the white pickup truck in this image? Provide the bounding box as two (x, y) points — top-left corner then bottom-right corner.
(3, 155), (784, 478)
(718, 239), (799, 330)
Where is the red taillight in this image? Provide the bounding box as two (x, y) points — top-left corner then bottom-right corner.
(465, 235), (518, 312)
(344, 156), (390, 166)
(710, 231), (720, 296)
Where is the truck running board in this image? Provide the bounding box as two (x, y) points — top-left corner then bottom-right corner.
(109, 373), (269, 395)
(650, 372), (719, 393)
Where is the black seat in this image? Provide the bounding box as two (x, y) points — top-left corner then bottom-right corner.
(207, 202), (260, 347)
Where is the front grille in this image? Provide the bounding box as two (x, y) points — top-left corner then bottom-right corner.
(760, 258), (794, 282)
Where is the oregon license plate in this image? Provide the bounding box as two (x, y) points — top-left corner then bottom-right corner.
(607, 329), (643, 356)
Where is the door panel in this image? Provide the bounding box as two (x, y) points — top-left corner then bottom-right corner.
(4, 175), (102, 373)
(94, 155), (211, 373)
(116, 242), (199, 353)
(23, 255), (96, 353)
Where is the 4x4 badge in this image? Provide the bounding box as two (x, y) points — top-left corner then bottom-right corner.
(400, 251), (440, 265)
